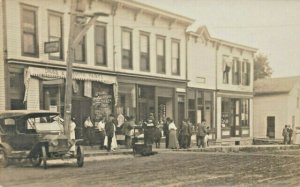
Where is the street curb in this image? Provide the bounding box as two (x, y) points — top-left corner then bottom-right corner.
(172, 145), (300, 153)
(84, 150), (133, 157)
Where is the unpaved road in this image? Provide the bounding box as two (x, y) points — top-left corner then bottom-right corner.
(1, 150), (300, 187)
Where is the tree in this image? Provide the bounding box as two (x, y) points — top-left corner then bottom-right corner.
(254, 54), (273, 80)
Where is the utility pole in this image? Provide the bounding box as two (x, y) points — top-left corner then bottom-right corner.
(64, 0), (108, 140)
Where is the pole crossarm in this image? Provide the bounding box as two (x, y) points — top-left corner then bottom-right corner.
(71, 13), (108, 49)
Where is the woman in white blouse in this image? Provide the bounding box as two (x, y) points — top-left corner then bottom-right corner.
(167, 118), (179, 149)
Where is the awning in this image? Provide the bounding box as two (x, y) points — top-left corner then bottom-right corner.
(24, 67), (118, 105)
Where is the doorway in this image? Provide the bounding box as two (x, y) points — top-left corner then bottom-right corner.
(72, 98), (92, 139)
(267, 116), (275, 139)
(158, 97), (173, 123)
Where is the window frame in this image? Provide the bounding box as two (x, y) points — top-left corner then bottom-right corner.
(121, 28), (133, 70)
(94, 23), (107, 66)
(139, 32), (150, 72)
(232, 58), (240, 85)
(171, 39), (180, 75)
(74, 35), (87, 64)
(21, 4), (39, 58)
(156, 35), (166, 74)
(48, 10), (64, 61)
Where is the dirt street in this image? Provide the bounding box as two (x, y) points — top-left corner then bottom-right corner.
(1, 150), (300, 187)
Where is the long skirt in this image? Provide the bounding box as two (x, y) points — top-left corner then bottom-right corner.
(168, 130), (179, 149)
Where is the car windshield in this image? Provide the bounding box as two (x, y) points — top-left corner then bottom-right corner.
(26, 115), (64, 133)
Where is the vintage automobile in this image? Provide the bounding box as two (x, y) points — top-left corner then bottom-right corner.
(0, 110), (84, 169)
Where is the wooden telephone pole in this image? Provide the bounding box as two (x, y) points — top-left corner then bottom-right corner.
(64, 0), (108, 140)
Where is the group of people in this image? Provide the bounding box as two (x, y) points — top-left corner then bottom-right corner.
(282, 125), (294, 145)
(162, 118), (210, 149)
(83, 115), (118, 152)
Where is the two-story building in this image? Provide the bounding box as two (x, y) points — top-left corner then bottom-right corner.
(187, 26), (257, 145)
(0, 0), (194, 137)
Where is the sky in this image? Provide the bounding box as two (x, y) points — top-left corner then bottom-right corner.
(137, 0), (300, 78)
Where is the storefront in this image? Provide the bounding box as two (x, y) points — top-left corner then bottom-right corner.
(9, 65), (117, 141)
(216, 92), (253, 145)
(117, 75), (187, 126)
(187, 88), (215, 139)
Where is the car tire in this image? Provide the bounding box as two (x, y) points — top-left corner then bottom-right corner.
(76, 146), (84, 167)
(41, 146), (47, 169)
(0, 148), (8, 168)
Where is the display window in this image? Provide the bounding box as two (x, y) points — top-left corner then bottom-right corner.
(117, 83), (136, 118)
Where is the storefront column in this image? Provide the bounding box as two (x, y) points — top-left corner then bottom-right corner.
(216, 96), (222, 140)
(249, 98), (253, 138)
(27, 78), (40, 110)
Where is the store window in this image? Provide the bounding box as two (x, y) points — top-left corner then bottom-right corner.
(118, 83), (136, 118)
(21, 5), (38, 57)
(42, 79), (65, 115)
(48, 12), (63, 60)
(95, 24), (106, 66)
(122, 29), (132, 69)
(92, 82), (113, 120)
(232, 58), (240, 85)
(171, 40), (180, 75)
(241, 99), (249, 126)
(74, 36), (86, 63)
(156, 37), (166, 74)
(138, 86), (155, 121)
(9, 69), (25, 109)
(140, 34), (150, 71)
(187, 89), (196, 125)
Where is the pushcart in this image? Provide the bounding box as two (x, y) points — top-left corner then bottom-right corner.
(132, 125), (156, 156)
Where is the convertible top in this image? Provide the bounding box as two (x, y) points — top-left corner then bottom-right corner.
(0, 110), (59, 119)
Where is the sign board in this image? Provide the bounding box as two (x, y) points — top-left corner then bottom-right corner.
(44, 41), (60, 53)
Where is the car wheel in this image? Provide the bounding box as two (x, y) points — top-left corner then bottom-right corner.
(0, 149), (8, 168)
(41, 146), (47, 169)
(76, 146), (84, 167)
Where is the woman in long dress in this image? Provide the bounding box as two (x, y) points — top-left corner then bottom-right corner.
(167, 118), (179, 149)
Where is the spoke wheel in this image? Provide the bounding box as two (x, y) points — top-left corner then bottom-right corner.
(76, 146), (84, 167)
(41, 146), (47, 169)
(0, 149), (8, 168)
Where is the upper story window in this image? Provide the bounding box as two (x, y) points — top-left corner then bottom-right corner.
(232, 58), (240, 85)
(241, 60), (250, 86)
(21, 5), (38, 57)
(48, 12), (63, 60)
(140, 33), (149, 71)
(74, 35), (86, 63)
(156, 37), (165, 74)
(171, 40), (180, 75)
(122, 29), (132, 69)
(95, 25), (106, 66)
(222, 56), (231, 84)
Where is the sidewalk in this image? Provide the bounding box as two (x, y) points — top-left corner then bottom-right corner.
(83, 144), (300, 157)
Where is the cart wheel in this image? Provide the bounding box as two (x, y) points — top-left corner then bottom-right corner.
(41, 146), (47, 169)
(0, 149), (8, 168)
(76, 146), (84, 167)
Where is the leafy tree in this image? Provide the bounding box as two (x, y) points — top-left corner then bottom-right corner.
(254, 54), (272, 80)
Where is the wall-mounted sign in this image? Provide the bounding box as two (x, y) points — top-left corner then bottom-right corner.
(44, 41), (60, 53)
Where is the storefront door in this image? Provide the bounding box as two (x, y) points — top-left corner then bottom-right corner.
(72, 98), (92, 139)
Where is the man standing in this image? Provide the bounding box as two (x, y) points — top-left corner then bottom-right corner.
(84, 116), (94, 145)
(187, 119), (193, 148)
(163, 118), (169, 148)
(282, 125), (289, 145)
(97, 117), (106, 150)
(105, 114), (115, 152)
(288, 125), (293, 144)
(180, 120), (189, 149)
(122, 116), (134, 148)
(196, 119), (207, 148)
